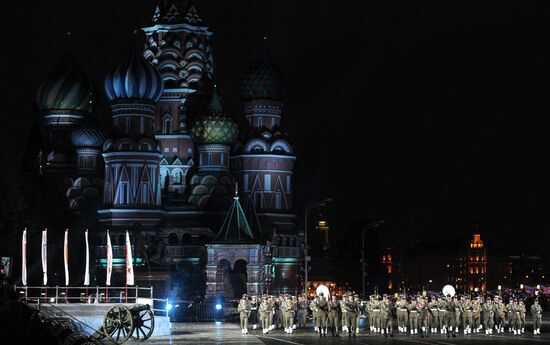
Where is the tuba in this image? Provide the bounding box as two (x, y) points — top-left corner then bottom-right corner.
(442, 285), (456, 297)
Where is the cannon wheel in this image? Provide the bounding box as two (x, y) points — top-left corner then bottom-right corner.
(103, 305), (134, 344)
(131, 307), (155, 341)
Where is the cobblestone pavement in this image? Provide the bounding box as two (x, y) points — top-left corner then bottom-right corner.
(121, 322), (550, 345)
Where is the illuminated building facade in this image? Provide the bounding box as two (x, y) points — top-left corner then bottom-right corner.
(32, 0), (299, 300)
(381, 248), (393, 290)
(467, 233), (487, 291)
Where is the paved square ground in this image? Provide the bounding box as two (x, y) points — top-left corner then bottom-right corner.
(120, 322), (550, 345)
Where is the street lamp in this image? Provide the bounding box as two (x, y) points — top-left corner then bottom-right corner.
(361, 220), (384, 298)
(303, 198), (332, 297)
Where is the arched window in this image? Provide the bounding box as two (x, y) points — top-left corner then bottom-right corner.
(168, 233), (178, 245)
(163, 113), (172, 134)
(181, 233), (192, 245)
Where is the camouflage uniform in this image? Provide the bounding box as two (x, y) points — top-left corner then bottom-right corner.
(443, 296), (457, 337)
(343, 295), (358, 336)
(397, 297), (409, 333)
(428, 297), (439, 333)
(380, 296), (394, 337)
(519, 301), (526, 334)
(327, 297), (340, 337)
(259, 297), (272, 334)
(315, 294), (328, 336)
(481, 298), (495, 334)
(371, 298), (381, 333)
(531, 300), (543, 335)
(238, 296), (252, 334)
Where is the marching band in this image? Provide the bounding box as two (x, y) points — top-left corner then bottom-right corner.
(236, 289), (544, 338)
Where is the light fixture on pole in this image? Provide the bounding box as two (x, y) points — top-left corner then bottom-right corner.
(303, 198), (332, 297)
(316, 216), (330, 251)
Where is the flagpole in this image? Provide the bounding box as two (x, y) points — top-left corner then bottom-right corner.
(21, 228), (27, 288)
(42, 228), (48, 302)
(106, 229), (112, 303)
(64, 229), (69, 303)
(126, 229), (128, 303)
(84, 229), (90, 303)
(125, 230), (134, 303)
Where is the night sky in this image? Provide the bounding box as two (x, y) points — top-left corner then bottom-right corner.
(3, 1), (550, 257)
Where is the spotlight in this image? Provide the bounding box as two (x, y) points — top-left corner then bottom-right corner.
(215, 303), (222, 310)
(167, 303), (173, 311)
(49, 297), (55, 303)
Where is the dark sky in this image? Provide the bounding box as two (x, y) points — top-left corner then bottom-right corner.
(3, 1), (550, 256)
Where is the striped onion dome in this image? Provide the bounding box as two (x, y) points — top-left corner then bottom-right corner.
(71, 119), (106, 148)
(240, 49), (284, 101)
(36, 48), (96, 114)
(191, 87), (238, 144)
(104, 45), (163, 103)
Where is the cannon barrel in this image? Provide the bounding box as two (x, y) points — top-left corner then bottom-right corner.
(128, 303), (151, 313)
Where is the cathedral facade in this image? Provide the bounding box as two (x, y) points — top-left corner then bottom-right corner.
(33, 0), (301, 300)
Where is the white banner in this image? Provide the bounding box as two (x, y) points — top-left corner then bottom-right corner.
(21, 229), (27, 286)
(64, 229), (69, 286)
(84, 230), (90, 286)
(125, 230), (134, 286)
(106, 230), (112, 286)
(41, 229), (47, 286)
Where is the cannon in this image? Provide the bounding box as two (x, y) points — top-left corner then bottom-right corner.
(91, 304), (155, 344)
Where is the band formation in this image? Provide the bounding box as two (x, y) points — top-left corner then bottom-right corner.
(237, 292), (544, 338)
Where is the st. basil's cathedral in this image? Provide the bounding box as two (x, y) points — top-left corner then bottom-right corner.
(32, 0), (301, 300)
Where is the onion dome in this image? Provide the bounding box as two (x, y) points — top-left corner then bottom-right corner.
(241, 49), (284, 101)
(71, 119), (106, 148)
(104, 45), (163, 103)
(191, 88), (238, 144)
(36, 48), (96, 114)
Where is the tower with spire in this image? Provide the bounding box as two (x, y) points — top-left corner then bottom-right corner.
(205, 183), (267, 297)
(142, 0), (215, 200)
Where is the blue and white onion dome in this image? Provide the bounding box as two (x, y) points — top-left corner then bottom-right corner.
(71, 119), (106, 148)
(36, 48), (97, 114)
(104, 44), (163, 103)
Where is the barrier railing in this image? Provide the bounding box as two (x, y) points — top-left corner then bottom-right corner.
(14, 285), (169, 317)
(167, 300), (239, 322)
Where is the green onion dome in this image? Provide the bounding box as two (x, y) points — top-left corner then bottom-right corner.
(191, 88), (238, 144)
(36, 48), (96, 114)
(240, 49), (284, 101)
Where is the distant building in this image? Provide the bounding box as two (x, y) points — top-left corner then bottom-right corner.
(381, 248), (393, 290)
(384, 231), (546, 294)
(466, 234), (487, 291)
